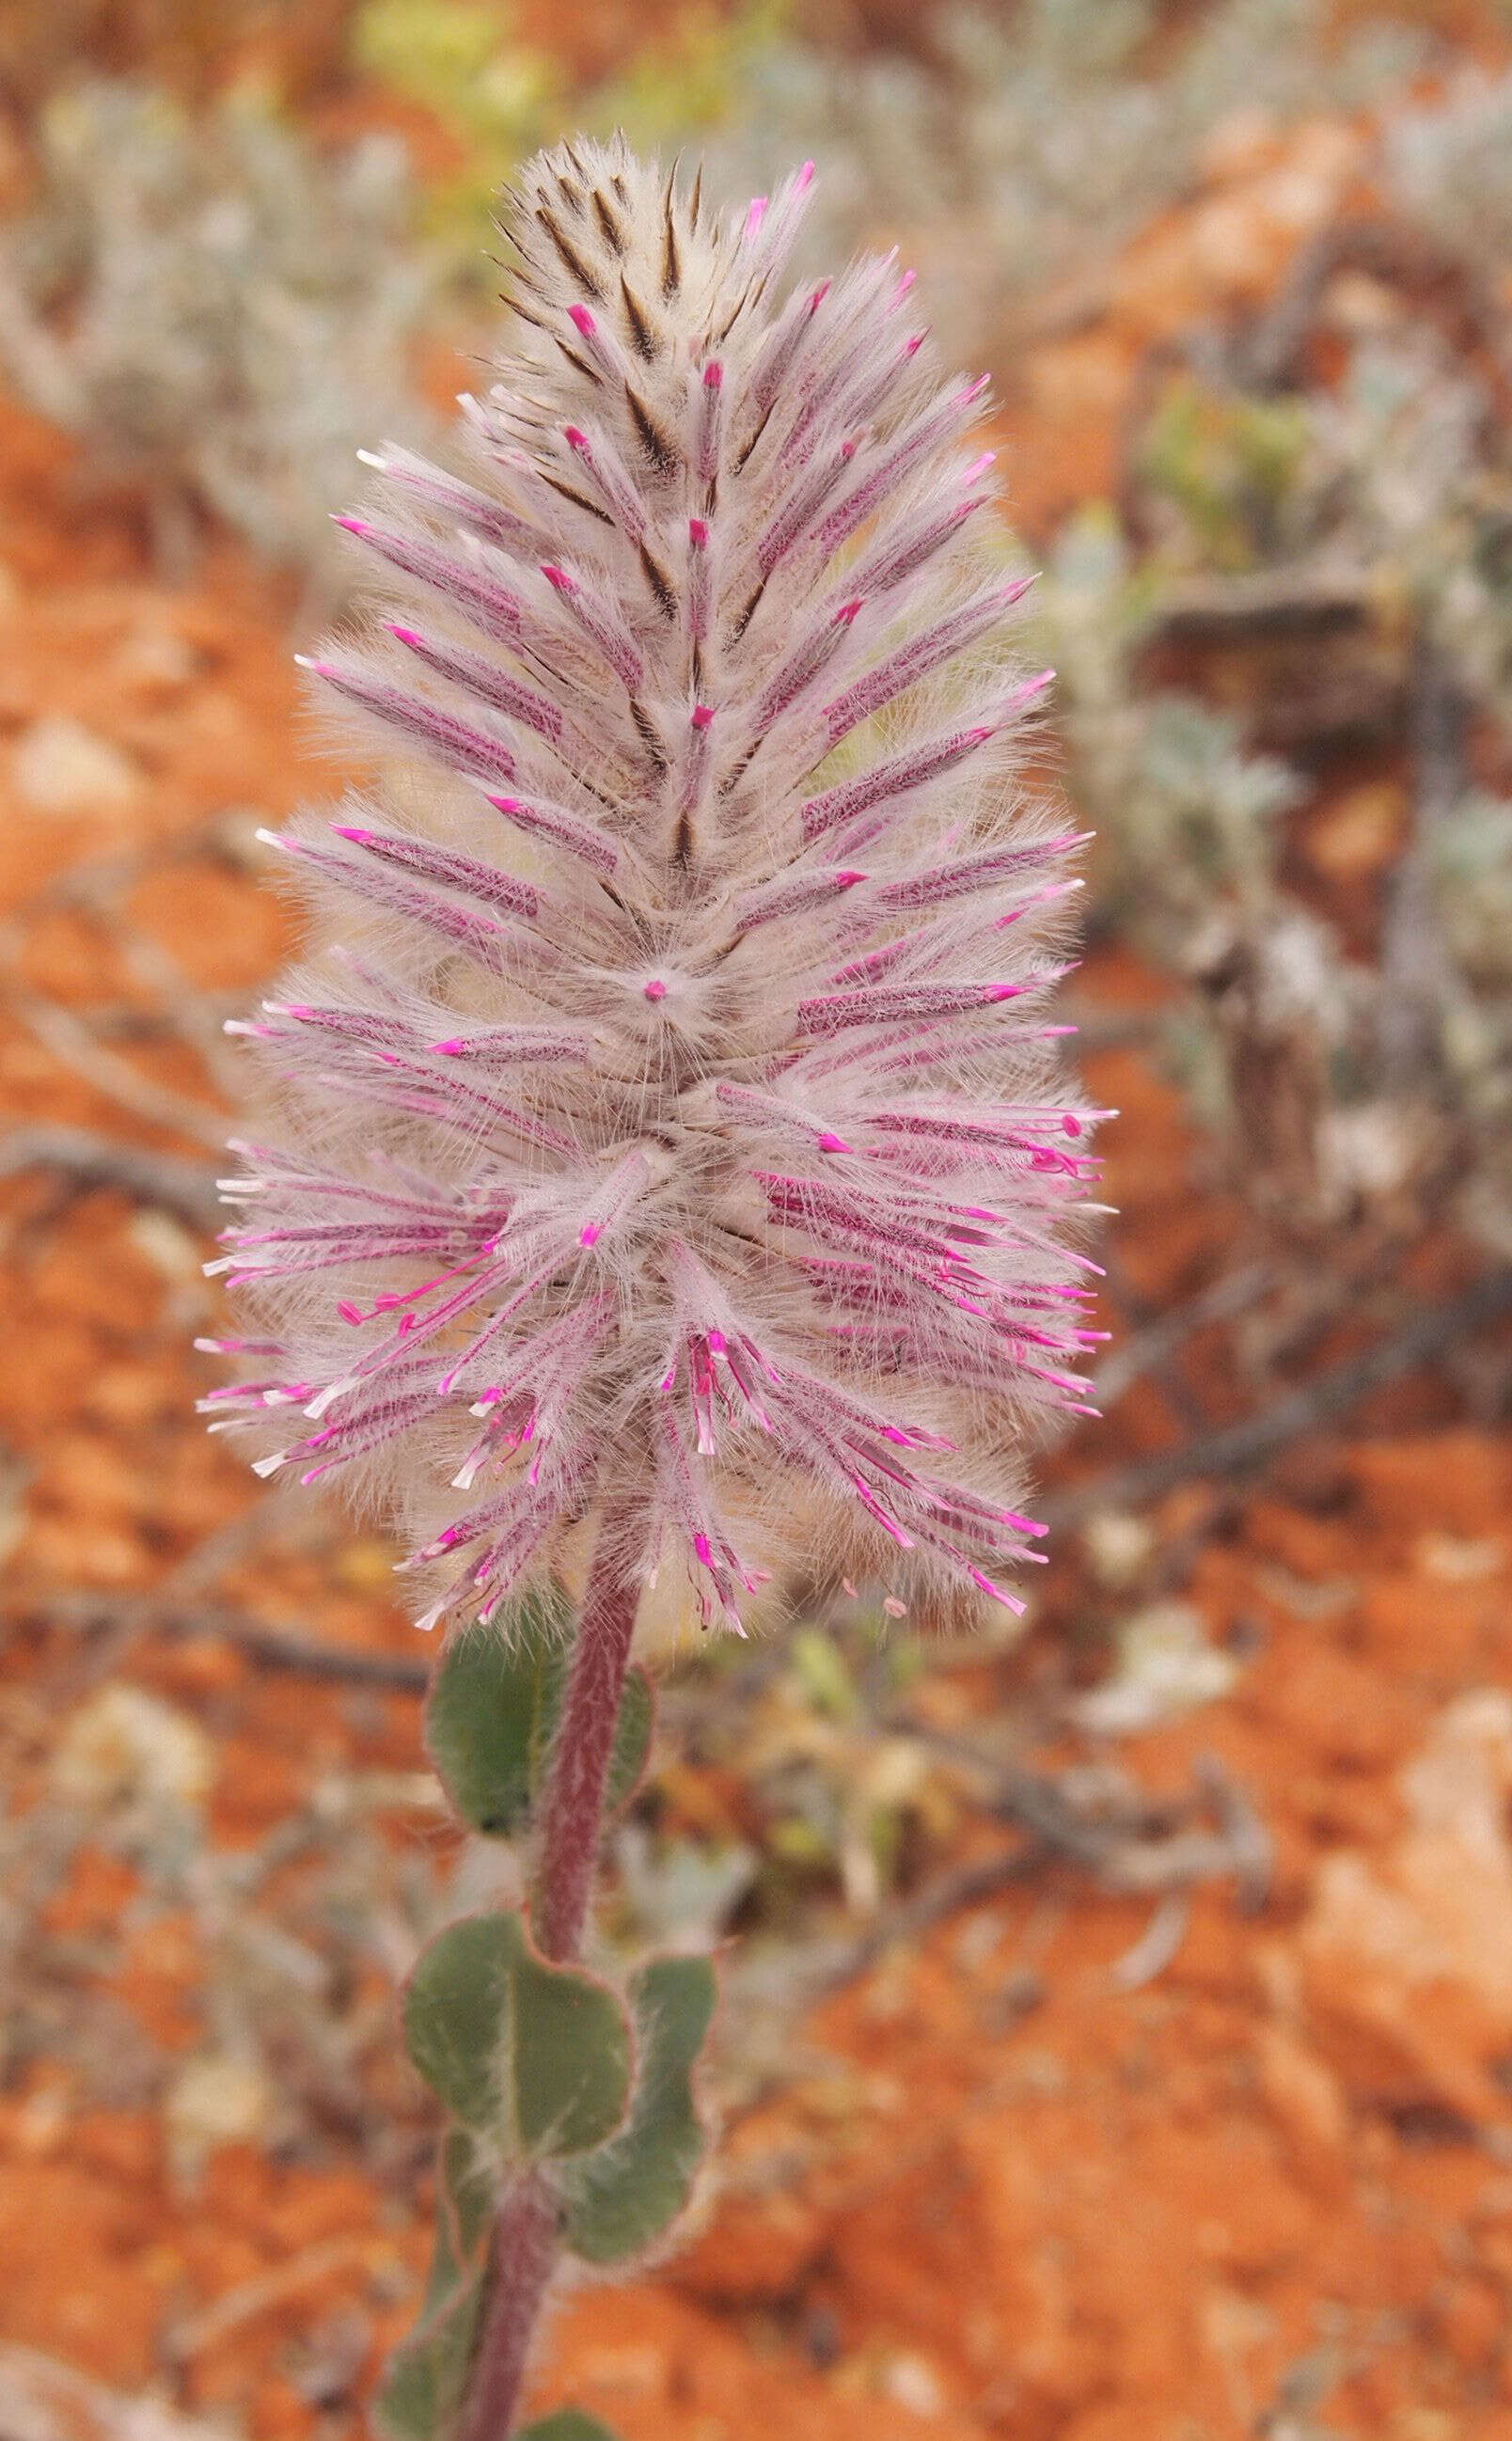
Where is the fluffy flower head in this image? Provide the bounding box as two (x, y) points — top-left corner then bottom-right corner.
(206, 138), (1104, 1634)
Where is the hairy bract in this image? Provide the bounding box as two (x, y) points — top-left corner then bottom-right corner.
(205, 138), (1104, 1635)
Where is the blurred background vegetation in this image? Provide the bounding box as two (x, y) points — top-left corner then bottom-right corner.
(2, 7), (1512, 2438)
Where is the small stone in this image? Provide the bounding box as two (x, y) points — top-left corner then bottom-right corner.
(1299, 1693), (1512, 2117)
(128, 1210), (204, 1286)
(1304, 780), (1405, 882)
(165, 2052), (274, 2181)
(11, 715), (142, 815)
(1321, 268), (1404, 335)
(881, 2353), (945, 2417)
(1073, 1601), (1236, 1735)
(112, 622), (199, 699)
(1415, 1531), (1505, 1583)
(52, 1684), (212, 1812)
(1080, 1509), (1155, 1590)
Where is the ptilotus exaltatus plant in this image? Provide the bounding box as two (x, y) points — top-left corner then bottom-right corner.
(202, 138), (1106, 2441)
(204, 135), (1102, 1646)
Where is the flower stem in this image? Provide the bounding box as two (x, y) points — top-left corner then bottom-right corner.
(453, 2171), (557, 2441)
(532, 1524), (642, 1964)
(454, 1514), (642, 2441)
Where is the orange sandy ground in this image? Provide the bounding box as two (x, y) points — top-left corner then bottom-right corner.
(4, 93), (1512, 2441)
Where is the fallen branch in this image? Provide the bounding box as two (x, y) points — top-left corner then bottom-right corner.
(1044, 1266), (1512, 1527)
(165, 2234), (375, 2360)
(1091, 1258), (1271, 1409)
(1109, 1890), (1190, 1992)
(1142, 565), (1371, 642)
(987, 1749), (1270, 1906)
(17, 1587), (429, 1693)
(811, 1747), (1269, 1997)
(0, 1126), (219, 1228)
(6, 992), (228, 1149)
(1234, 213), (1512, 395)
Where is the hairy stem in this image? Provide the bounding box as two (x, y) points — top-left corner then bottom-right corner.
(454, 1513), (642, 2441)
(531, 1533), (642, 1963)
(454, 2171), (558, 2441)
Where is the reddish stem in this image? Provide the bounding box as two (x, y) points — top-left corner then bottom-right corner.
(453, 1514), (642, 2441)
(453, 2171), (557, 2441)
(531, 1531), (642, 1963)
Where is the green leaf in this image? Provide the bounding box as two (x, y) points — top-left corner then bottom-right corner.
(789, 1626), (858, 1721)
(596, 1659), (654, 1819)
(562, 1954), (716, 2264)
(424, 1598), (564, 1837)
(510, 1928), (633, 2157)
(434, 2126), (493, 2275)
(372, 2266), (483, 2441)
(426, 1605), (654, 1837)
(516, 2416), (622, 2441)
(402, 1916), (512, 2131)
(402, 1912), (632, 2157)
(373, 2131), (494, 2441)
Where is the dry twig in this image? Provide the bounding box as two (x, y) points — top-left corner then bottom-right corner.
(14, 1587), (429, 1693)
(1044, 1266), (1512, 1527)
(811, 1744), (1269, 1998)
(0, 1126), (218, 1228)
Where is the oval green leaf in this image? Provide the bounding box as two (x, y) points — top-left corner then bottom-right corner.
(402, 1911), (633, 2158)
(372, 2270), (483, 2441)
(424, 1594), (566, 1837)
(561, 1953), (716, 2264)
(426, 1603), (653, 1839)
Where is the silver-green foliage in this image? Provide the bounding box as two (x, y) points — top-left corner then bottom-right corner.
(0, 81), (440, 585)
(1385, 65), (1512, 273)
(702, 0), (1427, 358)
(1042, 302), (1512, 1253)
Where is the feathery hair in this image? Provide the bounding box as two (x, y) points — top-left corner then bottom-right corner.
(205, 137), (1103, 1636)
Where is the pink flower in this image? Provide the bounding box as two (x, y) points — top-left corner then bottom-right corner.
(205, 137), (1102, 1635)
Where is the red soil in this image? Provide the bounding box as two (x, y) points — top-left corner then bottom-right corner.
(2, 84), (1512, 2441)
